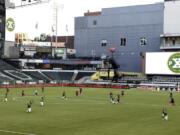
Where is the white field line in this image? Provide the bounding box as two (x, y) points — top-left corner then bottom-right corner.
(0, 129), (36, 135)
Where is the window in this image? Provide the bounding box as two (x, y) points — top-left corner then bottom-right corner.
(120, 38), (126, 46)
(101, 39), (107, 46)
(93, 20), (97, 25)
(140, 37), (147, 46)
(172, 39), (176, 45)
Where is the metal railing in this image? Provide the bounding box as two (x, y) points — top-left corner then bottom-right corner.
(160, 44), (180, 49)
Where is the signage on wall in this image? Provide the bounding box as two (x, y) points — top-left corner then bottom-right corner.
(146, 52), (180, 75)
(168, 53), (180, 73)
(6, 18), (15, 32)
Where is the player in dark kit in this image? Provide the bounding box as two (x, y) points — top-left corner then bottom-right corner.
(6, 88), (10, 93)
(42, 87), (44, 93)
(170, 97), (175, 106)
(117, 94), (120, 103)
(4, 92), (8, 102)
(109, 92), (113, 100)
(62, 91), (67, 100)
(40, 96), (44, 106)
(29, 100), (33, 106)
(111, 96), (116, 104)
(162, 107), (168, 120)
(62, 91), (66, 98)
(169, 91), (173, 99)
(75, 90), (79, 96)
(79, 87), (83, 95)
(34, 90), (38, 96)
(27, 102), (32, 113)
(109, 92), (116, 104)
(22, 90), (25, 96)
(121, 90), (125, 96)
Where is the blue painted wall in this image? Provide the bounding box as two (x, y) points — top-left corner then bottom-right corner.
(75, 3), (164, 72)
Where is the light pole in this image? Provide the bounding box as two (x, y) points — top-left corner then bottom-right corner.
(52, 0), (64, 44)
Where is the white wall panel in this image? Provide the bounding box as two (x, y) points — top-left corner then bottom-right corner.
(146, 52), (180, 75)
(164, 1), (180, 34)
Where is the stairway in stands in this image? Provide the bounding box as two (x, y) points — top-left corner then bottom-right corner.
(0, 59), (16, 70)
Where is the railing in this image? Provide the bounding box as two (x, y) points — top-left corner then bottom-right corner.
(160, 44), (180, 49)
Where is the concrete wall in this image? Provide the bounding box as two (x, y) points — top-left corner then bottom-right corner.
(75, 3), (164, 72)
(164, 0), (180, 34)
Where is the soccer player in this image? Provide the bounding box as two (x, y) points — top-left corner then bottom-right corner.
(22, 90), (25, 97)
(111, 96), (116, 104)
(40, 97), (44, 107)
(109, 92), (113, 100)
(27, 102), (32, 113)
(4, 92), (8, 102)
(62, 91), (67, 99)
(169, 90), (173, 99)
(42, 86), (44, 93)
(34, 90), (38, 96)
(162, 107), (168, 121)
(117, 94), (120, 103)
(121, 90), (125, 96)
(170, 97), (175, 106)
(29, 100), (33, 106)
(75, 90), (79, 96)
(109, 92), (116, 104)
(6, 88), (10, 93)
(79, 87), (83, 95)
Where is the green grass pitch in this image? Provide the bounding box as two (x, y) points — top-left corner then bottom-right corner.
(0, 87), (180, 135)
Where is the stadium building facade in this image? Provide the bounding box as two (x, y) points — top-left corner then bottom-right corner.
(0, 0), (5, 57)
(75, 0), (180, 72)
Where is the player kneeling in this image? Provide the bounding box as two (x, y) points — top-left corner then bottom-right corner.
(40, 97), (44, 107)
(4, 93), (8, 102)
(111, 97), (119, 104)
(27, 102), (32, 113)
(62, 91), (67, 100)
(4, 97), (8, 102)
(162, 107), (168, 121)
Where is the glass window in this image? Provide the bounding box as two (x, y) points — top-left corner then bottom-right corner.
(120, 38), (126, 46)
(93, 20), (97, 25)
(140, 37), (147, 46)
(101, 39), (107, 46)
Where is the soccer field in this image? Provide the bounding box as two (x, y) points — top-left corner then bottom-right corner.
(0, 87), (180, 135)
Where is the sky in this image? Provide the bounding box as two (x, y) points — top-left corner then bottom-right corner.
(6, 0), (163, 41)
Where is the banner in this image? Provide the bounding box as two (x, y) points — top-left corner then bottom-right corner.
(146, 52), (180, 75)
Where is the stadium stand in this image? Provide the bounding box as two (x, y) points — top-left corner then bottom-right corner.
(23, 71), (51, 82)
(74, 71), (95, 80)
(0, 72), (13, 82)
(151, 76), (180, 83)
(0, 59), (16, 70)
(3, 70), (32, 81)
(42, 71), (74, 81)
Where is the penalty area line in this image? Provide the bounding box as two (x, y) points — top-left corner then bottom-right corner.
(0, 129), (36, 135)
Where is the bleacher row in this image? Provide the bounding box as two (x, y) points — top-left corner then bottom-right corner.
(0, 59), (95, 83)
(0, 59), (180, 84)
(151, 76), (180, 83)
(0, 70), (95, 83)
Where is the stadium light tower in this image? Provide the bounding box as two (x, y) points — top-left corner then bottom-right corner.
(52, 0), (64, 43)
